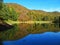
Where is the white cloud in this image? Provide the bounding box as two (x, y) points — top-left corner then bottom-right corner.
(42, 8), (60, 12)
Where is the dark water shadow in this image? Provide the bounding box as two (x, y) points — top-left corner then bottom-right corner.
(0, 39), (3, 45)
(0, 23), (14, 45)
(0, 23), (13, 31)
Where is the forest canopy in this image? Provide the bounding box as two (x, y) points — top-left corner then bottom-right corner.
(0, 3), (18, 21)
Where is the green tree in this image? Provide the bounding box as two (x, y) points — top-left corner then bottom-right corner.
(0, 3), (18, 21)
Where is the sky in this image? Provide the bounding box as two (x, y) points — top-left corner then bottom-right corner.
(4, 0), (60, 12)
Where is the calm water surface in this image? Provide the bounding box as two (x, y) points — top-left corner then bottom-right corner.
(3, 32), (60, 45)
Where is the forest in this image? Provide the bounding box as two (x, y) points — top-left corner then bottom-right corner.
(0, 3), (60, 41)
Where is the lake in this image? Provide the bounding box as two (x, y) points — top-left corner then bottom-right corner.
(3, 32), (60, 45)
(0, 21), (60, 45)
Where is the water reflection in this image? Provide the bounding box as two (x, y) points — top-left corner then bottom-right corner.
(29, 23), (60, 33)
(3, 32), (60, 45)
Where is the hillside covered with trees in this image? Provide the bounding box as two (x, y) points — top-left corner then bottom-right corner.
(0, 3), (60, 41)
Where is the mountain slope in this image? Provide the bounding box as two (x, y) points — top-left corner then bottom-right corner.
(0, 3), (60, 41)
